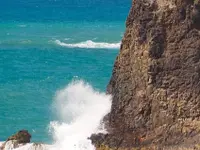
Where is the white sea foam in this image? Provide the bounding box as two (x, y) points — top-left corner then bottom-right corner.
(18, 25), (27, 28)
(8, 142), (49, 150)
(55, 40), (120, 49)
(1, 80), (111, 150)
(49, 80), (112, 150)
(0, 141), (50, 150)
(64, 38), (71, 41)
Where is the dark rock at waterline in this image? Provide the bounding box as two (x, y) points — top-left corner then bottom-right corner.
(7, 130), (31, 143)
(0, 130), (31, 150)
(90, 133), (109, 147)
(91, 0), (200, 149)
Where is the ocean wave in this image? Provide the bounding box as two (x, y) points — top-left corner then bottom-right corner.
(49, 80), (112, 150)
(1, 80), (111, 150)
(55, 40), (121, 49)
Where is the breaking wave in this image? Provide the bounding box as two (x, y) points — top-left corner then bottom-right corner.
(55, 40), (120, 49)
(49, 80), (111, 150)
(0, 80), (111, 150)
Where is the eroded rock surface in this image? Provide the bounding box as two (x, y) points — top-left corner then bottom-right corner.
(91, 0), (200, 149)
(0, 130), (31, 150)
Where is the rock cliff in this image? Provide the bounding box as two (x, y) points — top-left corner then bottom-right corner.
(91, 0), (200, 149)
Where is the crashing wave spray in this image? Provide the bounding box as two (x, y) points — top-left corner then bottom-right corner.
(49, 80), (112, 150)
(0, 80), (111, 150)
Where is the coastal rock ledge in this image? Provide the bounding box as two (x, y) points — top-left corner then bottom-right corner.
(91, 0), (200, 149)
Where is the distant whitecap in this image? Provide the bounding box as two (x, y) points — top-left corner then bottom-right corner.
(18, 25), (27, 28)
(55, 40), (121, 49)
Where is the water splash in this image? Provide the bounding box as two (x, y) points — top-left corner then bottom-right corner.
(1, 80), (111, 150)
(49, 80), (112, 150)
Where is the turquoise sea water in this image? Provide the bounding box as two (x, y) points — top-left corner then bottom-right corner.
(0, 0), (130, 143)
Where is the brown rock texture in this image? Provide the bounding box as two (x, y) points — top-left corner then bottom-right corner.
(6, 130), (31, 143)
(91, 0), (200, 149)
(0, 130), (31, 150)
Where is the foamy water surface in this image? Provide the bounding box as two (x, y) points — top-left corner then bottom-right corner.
(1, 81), (111, 150)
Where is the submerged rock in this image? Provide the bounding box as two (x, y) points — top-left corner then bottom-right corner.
(91, 0), (200, 149)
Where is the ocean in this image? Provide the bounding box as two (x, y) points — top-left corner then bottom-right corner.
(0, 0), (130, 149)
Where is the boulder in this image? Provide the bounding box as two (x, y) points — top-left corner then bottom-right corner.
(0, 130), (31, 150)
(7, 130), (31, 143)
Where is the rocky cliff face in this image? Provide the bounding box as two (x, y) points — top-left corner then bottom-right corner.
(92, 0), (200, 149)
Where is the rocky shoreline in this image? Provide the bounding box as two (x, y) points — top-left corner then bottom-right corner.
(2, 0), (200, 150)
(91, 0), (200, 149)
(0, 130), (48, 150)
